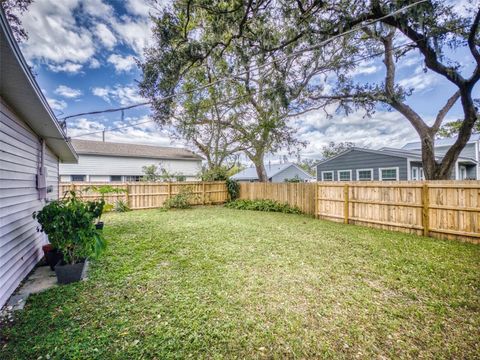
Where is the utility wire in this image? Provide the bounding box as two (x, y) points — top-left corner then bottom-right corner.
(60, 1), (427, 122)
(71, 39), (420, 139)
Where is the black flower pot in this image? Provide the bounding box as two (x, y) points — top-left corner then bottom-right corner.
(45, 249), (64, 271)
(95, 222), (104, 230)
(55, 261), (87, 284)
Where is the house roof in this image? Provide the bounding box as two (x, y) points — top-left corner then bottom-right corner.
(402, 133), (480, 150)
(0, 9), (77, 163)
(315, 147), (476, 166)
(71, 139), (203, 161)
(231, 162), (313, 180)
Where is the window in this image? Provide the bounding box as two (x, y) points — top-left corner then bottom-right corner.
(337, 170), (352, 181)
(71, 175), (85, 182)
(356, 169), (373, 181)
(124, 175), (141, 182)
(110, 175), (122, 182)
(379, 167), (399, 181)
(321, 171), (334, 181)
(411, 167), (424, 181)
(459, 166), (467, 180)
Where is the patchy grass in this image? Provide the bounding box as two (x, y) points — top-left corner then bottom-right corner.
(1, 206), (479, 359)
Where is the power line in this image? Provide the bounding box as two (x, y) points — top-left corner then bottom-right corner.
(71, 39), (420, 139)
(60, 1), (427, 122)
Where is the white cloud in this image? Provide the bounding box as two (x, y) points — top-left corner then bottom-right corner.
(19, 0), (95, 68)
(398, 66), (439, 93)
(55, 85), (83, 98)
(89, 58), (101, 69)
(291, 107), (420, 159)
(95, 23), (117, 49)
(111, 16), (153, 55)
(67, 116), (177, 147)
(107, 54), (137, 73)
(47, 98), (67, 111)
(125, 0), (155, 17)
(92, 84), (145, 105)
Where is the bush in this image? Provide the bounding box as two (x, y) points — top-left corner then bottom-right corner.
(33, 191), (106, 264)
(226, 178), (240, 201)
(164, 187), (195, 209)
(225, 199), (302, 214)
(115, 199), (131, 212)
(201, 166), (229, 181)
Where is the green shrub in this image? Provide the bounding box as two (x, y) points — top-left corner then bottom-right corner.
(226, 178), (240, 201)
(225, 199), (302, 214)
(33, 191), (106, 264)
(164, 187), (195, 209)
(114, 199), (131, 212)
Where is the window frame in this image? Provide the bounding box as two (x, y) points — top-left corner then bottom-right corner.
(337, 169), (352, 181)
(356, 168), (373, 181)
(110, 175), (122, 182)
(71, 175), (86, 182)
(321, 171), (334, 181)
(124, 175), (142, 182)
(379, 167), (399, 181)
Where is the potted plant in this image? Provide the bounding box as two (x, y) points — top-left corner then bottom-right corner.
(84, 185), (126, 229)
(33, 191), (106, 284)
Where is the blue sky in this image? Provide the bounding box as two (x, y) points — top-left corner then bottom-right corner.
(15, 0), (479, 162)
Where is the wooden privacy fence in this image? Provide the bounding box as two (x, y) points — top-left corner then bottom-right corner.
(59, 181), (228, 210)
(239, 181), (480, 244)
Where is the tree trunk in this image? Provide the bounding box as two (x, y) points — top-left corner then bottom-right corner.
(253, 157), (268, 182)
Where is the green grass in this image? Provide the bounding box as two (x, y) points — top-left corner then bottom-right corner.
(1, 206), (479, 359)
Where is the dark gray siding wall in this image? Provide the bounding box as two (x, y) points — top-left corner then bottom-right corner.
(0, 98), (59, 308)
(316, 150), (408, 181)
(271, 165), (312, 182)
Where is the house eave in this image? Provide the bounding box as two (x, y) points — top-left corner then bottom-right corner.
(0, 9), (77, 163)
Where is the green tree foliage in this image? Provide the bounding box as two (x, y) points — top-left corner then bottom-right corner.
(140, 1), (479, 180)
(321, 141), (356, 159)
(139, 1), (349, 181)
(438, 119), (480, 138)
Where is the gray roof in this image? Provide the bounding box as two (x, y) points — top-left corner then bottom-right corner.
(231, 162), (313, 180)
(0, 9), (77, 163)
(316, 146), (476, 166)
(402, 133), (480, 150)
(71, 139), (203, 161)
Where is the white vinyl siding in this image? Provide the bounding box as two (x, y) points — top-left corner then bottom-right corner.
(0, 98), (59, 308)
(60, 154), (202, 181)
(337, 170), (352, 181)
(379, 167), (399, 181)
(356, 168), (373, 181)
(321, 171), (334, 181)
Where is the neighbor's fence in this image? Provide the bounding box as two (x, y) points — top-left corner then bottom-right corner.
(59, 182), (228, 210)
(239, 181), (480, 244)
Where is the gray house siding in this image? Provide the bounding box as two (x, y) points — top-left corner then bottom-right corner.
(0, 98), (59, 308)
(271, 165), (312, 182)
(316, 150), (408, 181)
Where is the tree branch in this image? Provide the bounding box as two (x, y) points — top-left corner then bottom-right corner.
(431, 91), (460, 133)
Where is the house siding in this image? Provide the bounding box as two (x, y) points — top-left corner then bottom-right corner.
(271, 165), (312, 182)
(60, 154), (202, 181)
(0, 98), (59, 308)
(316, 150), (408, 181)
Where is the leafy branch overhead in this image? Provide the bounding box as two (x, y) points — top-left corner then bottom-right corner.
(140, 0), (480, 180)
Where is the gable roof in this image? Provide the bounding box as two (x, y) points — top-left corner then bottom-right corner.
(71, 139), (203, 161)
(231, 162), (313, 180)
(402, 133), (480, 150)
(0, 9), (77, 163)
(315, 147), (476, 167)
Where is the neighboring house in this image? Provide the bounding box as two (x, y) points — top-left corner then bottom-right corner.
(0, 10), (78, 308)
(60, 139), (203, 182)
(231, 163), (314, 182)
(316, 141), (479, 181)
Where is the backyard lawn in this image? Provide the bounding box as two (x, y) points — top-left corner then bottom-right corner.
(1, 206), (479, 359)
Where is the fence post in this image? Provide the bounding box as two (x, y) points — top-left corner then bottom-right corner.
(314, 183), (318, 219)
(168, 182), (171, 201)
(202, 182), (206, 205)
(125, 183), (130, 208)
(422, 183), (430, 237)
(343, 184), (349, 224)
